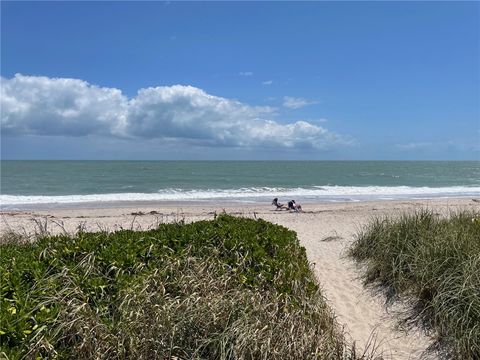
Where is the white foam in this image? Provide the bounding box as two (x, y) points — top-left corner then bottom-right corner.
(1, 186), (480, 206)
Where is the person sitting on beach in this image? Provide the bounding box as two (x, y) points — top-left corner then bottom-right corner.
(287, 200), (302, 212)
(272, 197), (286, 210)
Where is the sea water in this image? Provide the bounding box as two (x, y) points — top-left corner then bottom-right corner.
(1, 161), (479, 209)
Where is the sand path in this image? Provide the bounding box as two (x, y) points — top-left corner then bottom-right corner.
(2, 198), (478, 359)
(261, 203), (433, 359)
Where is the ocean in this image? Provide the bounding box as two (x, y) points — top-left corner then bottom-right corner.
(1, 161), (479, 210)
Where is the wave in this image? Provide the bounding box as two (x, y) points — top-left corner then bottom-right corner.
(1, 186), (480, 207)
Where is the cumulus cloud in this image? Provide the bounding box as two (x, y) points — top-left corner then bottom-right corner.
(283, 96), (318, 109)
(1, 74), (352, 150)
(125, 85), (276, 146)
(262, 80), (273, 85)
(1, 74), (127, 137)
(239, 71), (253, 76)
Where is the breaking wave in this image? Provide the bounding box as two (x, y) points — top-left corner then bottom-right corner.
(2, 186), (480, 208)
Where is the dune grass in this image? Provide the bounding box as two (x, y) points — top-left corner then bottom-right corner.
(1, 214), (366, 359)
(349, 209), (480, 359)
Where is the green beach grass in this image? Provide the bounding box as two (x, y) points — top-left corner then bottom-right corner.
(1, 215), (366, 359)
(349, 209), (480, 359)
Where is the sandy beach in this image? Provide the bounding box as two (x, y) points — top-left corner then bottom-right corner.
(1, 197), (478, 359)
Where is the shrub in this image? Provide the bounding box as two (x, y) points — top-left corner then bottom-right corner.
(349, 210), (480, 359)
(1, 215), (361, 359)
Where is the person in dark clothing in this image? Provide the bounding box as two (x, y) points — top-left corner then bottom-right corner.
(287, 200), (302, 212)
(272, 197), (286, 210)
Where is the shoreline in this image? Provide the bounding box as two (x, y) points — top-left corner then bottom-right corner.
(1, 193), (479, 212)
(1, 197), (478, 359)
(1, 196), (478, 216)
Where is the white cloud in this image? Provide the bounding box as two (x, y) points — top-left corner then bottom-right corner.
(394, 140), (476, 153)
(125, 85), (276, 146)
(262, 80), (273, 85)
(283, 96), (318, 109)
(239, 71), (253, 76)
(304, 118), (328, 124)
(395, 141), (461, 151)
(1, 74), (127, 137)
(395, 142), (435, 151)
(1, 74), (352, 150)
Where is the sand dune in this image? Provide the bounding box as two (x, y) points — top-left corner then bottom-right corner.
(1, 198), (478, 359)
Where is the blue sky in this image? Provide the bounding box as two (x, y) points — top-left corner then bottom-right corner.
(1, 1), (479, 160)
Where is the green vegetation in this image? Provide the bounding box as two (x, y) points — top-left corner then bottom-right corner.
(349, 209), (480, 359)
(1, 215), (361, 359)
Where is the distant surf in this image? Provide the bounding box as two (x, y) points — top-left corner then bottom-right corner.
(2, 185), (480, 209)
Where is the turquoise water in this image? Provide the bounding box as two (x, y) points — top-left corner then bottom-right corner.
(1, 161), (480, 208)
